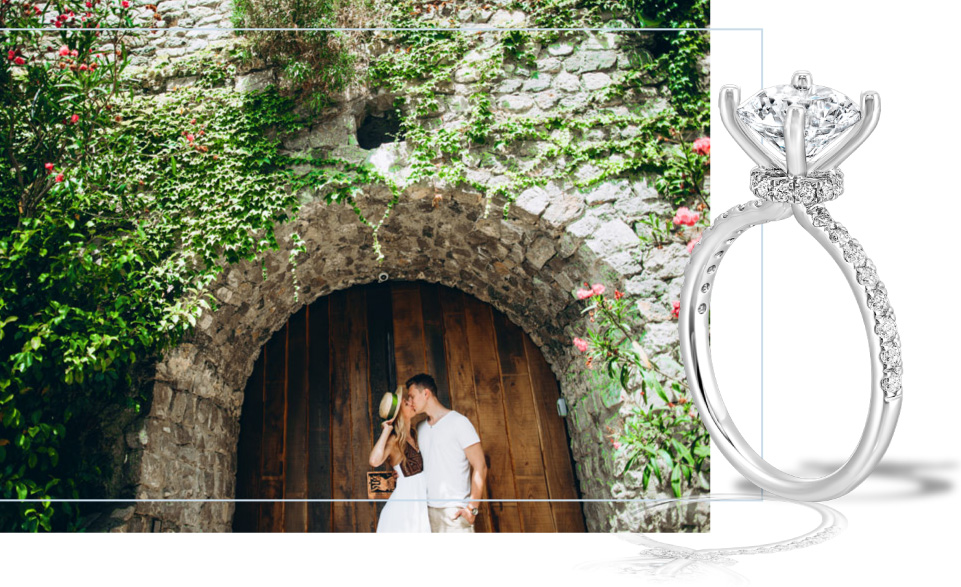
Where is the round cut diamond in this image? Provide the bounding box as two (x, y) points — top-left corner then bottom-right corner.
(737, 84), (861, 159)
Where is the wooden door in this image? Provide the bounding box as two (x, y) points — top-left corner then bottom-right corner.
(233, 281), (586, 532)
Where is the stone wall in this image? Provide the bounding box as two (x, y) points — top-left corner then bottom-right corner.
(84, 1), (709, 533)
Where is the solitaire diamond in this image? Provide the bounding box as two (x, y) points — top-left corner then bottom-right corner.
(737, 84), (861, 159)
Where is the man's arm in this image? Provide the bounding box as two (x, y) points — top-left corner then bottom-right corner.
(453, 442), (487, 523)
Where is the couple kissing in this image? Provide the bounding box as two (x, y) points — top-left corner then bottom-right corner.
(369, 373), (488, 532)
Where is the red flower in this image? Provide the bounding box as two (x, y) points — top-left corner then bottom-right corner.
(671, 300), (680, 319)
(185, 133), (195, 143)
(576, 288), (594, 300)
(6, 50), (14, 61)
(614, 289), (623, 300)
(59, 46), (70, 57)
(686, 234), (701, 253)
(572, 337), (588, 353)
(672, 206), (699, 226)
(693, 137), (710, 156)
(44, 163), (55, 173)
(14, 57), (24, 65)
(121, 0), (129, 7)
(70, 114), (79, 124)
(55, 173), (64, 182)
(591, 283), (606, 296)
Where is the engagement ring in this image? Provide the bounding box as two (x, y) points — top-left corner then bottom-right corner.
(679, 71), (903, 501)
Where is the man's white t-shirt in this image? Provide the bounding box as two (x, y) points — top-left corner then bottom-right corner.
(416, 410), (481, 508)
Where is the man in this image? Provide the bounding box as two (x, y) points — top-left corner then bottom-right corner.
(404, 373), (487, 532)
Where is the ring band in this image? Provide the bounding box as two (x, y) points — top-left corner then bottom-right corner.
(680, 72), (903, 501)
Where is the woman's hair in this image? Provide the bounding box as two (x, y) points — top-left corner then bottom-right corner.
(391, 385), (411, 467)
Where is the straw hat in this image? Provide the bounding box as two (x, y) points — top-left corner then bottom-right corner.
(378, 386), (404, 420)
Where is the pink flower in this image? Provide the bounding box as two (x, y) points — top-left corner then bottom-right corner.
(186, 133), (195, 143)
(572, 337), (588, 353)
(591, 283), (606, 296)
(693, 137), (710, 156)
(576, 288), (594, 300)
(672, 206), (699, 226)
(55, 173), (64, 182)
(671, 300), (680, 319)
(59, 46), (70, 57)
(70, 114), (79, 124)
(686, 234), (701, 253)
(612, 441), (621, 450)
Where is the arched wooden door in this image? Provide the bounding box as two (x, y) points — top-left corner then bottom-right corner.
(233, 281), (586, 532)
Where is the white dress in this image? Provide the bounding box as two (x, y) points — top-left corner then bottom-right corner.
(375, 439), (430, 533)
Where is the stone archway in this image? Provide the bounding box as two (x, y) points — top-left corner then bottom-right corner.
(110, 169), (695, 533)
(232, 280), (587, 533)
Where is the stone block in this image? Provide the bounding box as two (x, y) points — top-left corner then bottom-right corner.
(553, 71), (581, 92)
(585, 219), (639, 255)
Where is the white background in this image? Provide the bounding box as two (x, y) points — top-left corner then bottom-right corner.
(5, 3), (960, 585)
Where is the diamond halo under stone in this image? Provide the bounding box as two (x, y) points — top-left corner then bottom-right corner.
(737, 84), (861, 160)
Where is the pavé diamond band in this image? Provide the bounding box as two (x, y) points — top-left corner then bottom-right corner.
(679, 71), (902, 501)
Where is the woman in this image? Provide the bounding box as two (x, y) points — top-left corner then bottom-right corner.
(369, 386), (430, 533)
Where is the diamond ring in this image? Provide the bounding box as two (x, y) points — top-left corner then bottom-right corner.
(679, 71), (903, 501)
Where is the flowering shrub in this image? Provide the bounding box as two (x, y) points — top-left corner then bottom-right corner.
(570, 283), (709, 497)
(656, 135), (710, 209)
(0, 4), (324, 532)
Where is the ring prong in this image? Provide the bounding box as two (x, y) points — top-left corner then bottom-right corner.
(784, 105), (808, 176)
(809, 90), (880, 172)
(791, 70), (813, 91)
(719, 85), (784, 170)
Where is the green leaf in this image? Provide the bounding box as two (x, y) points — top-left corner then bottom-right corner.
(657, 449), (673, 471)
(644, 369), (668, 403)
(671, 438), (695, 467)
(670, 463), (682, 498)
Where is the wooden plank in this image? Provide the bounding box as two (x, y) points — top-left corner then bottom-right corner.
(328, 290), (355, 532)
(347, 290), (377, 532)
(420, 282), (451, 408)
(438, 287), (491, 533)
(524, 335), (587, 532)
(284, 306), (309, 532)
(462, 294), (521, 533)
(493, 310), (555, 532)
(390, 282), (427, 385)
(502, 377), (555, 532)
(233, 347), (264, 532)
(307, 298), (333, 532)
(259, 322), (287, 532)
(258, 477), (284, 533)
(366, 282), (394, 522)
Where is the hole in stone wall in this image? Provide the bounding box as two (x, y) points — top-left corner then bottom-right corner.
(357, 108), (404, 150)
